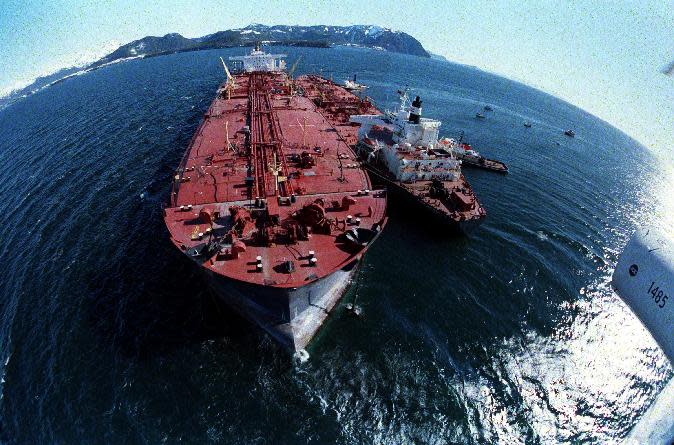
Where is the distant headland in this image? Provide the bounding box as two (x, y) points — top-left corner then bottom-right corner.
(0, 24), (429, 108)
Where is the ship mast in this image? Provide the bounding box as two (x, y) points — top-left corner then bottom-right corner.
(290, 117), (315, 148)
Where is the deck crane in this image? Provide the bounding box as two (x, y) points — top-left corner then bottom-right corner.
(219, 57), (236, 100)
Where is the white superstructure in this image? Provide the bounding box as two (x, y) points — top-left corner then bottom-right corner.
(344, 74), (367, 91)
(350, 90), (462, 183)
(229, 43), (287, 72)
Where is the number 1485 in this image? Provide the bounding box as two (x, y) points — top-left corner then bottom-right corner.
(647, 281), (668, 309)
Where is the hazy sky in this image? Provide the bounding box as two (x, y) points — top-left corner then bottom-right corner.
(0, 0), (672, 153)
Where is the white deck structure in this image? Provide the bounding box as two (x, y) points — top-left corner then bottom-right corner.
(229, 44), (286, 72)
(350, 91), (462, 183)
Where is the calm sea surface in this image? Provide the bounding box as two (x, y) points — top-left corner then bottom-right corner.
(0, 46), (672, 444)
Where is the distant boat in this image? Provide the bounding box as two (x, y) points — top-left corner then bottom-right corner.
(564, 129), (575, 137)
(344, 74), (367, 91)
(483, 105), (493, 111)
(523, 121), (532, 128)
(475, 112), (486, 119)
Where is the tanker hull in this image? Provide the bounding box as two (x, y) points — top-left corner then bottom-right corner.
(204, 259), (359, 351)
(362, 161), (484, 234)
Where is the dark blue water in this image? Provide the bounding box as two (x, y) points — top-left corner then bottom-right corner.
(0, 46), (672, 444)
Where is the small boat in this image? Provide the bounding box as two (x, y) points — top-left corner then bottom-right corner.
(483, 105), (493, 111)
(344, 74), (367, 91)
(345, 303), (363, 317)
(475, 112), (486, 119)
(523, 121), (532, 128)
(448, 137), (508, 174)
(564, 129), (575, 137)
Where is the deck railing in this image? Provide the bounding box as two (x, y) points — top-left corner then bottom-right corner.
(168, 97), (218, 208)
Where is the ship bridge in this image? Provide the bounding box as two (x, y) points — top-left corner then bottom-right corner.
(229, 43), (287, 72)
(350, 114), (441, 148)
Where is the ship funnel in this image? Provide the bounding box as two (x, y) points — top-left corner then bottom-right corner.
(409, 96), (422, 124)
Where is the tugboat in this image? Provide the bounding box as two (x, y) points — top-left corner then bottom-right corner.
(564, 129), (575, 137)
(447, 135), (508, 174)
(344, 74), (367, 91)
(350, 90), (486, 232)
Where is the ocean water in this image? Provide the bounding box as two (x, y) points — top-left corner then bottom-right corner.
(0, 46), (672, 444)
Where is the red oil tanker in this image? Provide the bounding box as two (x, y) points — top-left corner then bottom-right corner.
(164, 45), (387, 351)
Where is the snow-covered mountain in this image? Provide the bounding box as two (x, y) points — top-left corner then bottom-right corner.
(103, 24), (429, 61)
(0, 24), (429, 109)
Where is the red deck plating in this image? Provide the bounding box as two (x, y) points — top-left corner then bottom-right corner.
(164, 72), (387, 288)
